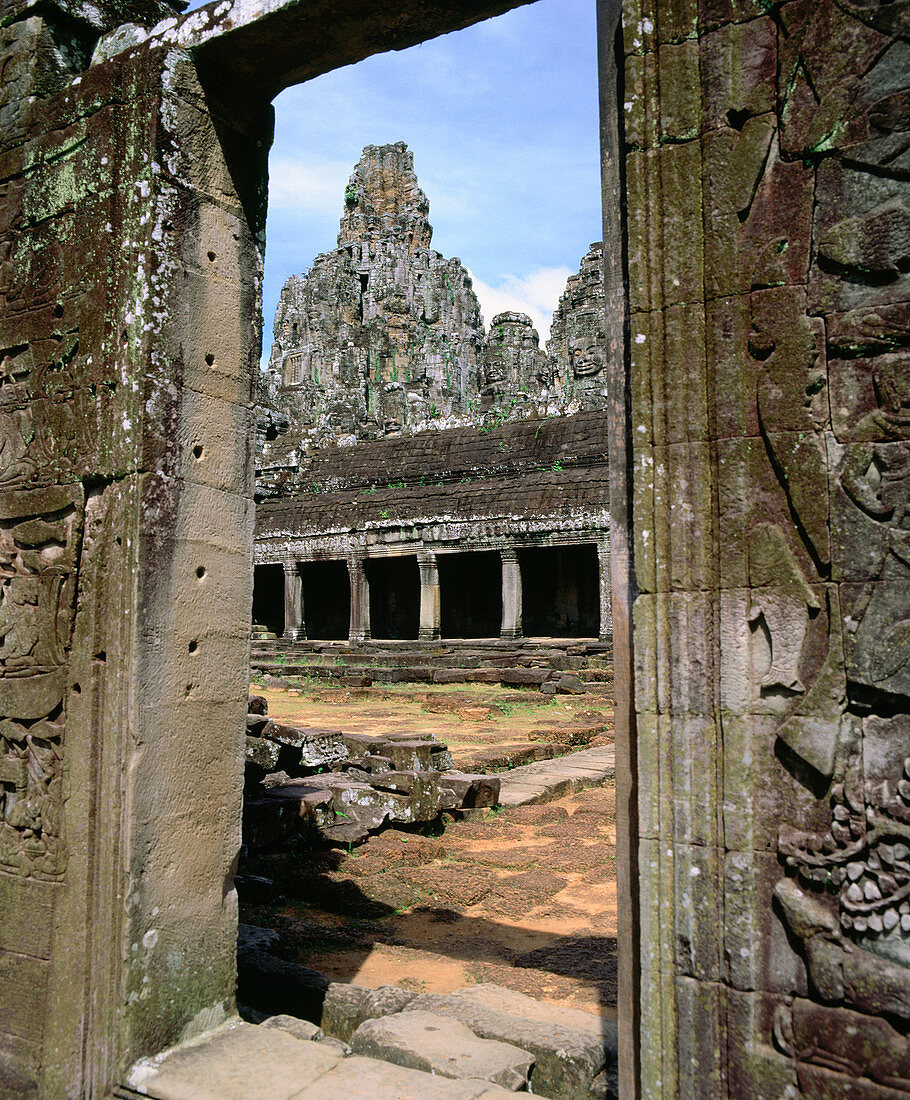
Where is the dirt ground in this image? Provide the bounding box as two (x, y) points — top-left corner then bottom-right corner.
(241, 681), (618, 1021)
(250, 679), (615, 771)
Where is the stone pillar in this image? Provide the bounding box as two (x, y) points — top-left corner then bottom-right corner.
(417, 552), (441, 641)
(348, 555), (371, 642)
(282, 562), (305, 640)
(500, 549), (522, 640)
(597, 539), (612, 640)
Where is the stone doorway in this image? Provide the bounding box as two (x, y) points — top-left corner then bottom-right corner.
(519, 544), (600, 637)
(300, 561), (351, 641)
(253, 563), (286, 637)
(365, 556), (421, 640)
(438, 550), (504, 639)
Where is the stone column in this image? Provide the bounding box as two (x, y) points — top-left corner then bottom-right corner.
(282, 562), (305, 640)
(348, 555), (371, 642)
(500, 549), (522, 640)
(597, 538), (612, 640)
(417, 551), (441, 641)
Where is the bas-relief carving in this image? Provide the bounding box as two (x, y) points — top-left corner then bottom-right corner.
(0, 200), (91, 885)
(0, 484), (81, 881)
(709, 0), (910, 1089)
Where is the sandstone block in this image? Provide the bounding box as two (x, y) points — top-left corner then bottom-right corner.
(291, 1055), (518, 1098)
(127, 1021), (341, 1100)
(349, 1009), (534, 1090)
(321, 983), (417, 1043)
(408, 986), (614, 1098)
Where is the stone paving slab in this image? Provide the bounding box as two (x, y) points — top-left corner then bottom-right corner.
(407, 990), (607, 1098)
(495, 746), (615, 806)
(290, 1056), (517, 1099)
(126, 1021), (516, 1100)
(127, 1021), (341, 1100)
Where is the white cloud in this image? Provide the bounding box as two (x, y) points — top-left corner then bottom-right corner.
(268, 158), (353, 214)
(468, 266), (572, 342)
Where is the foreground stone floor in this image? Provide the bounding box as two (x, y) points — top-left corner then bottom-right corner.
(121, 1019), (517, 1099)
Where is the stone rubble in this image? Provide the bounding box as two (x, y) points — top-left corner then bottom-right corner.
(242, 695), (501, 846)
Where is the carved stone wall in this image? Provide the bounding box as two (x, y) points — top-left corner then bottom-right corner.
(481, 310), (555, 414)
(0, 2), (544, 1094)
(622, 0), (910, 1093)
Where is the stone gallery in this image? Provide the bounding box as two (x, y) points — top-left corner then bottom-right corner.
(0, 0), (908, 1096)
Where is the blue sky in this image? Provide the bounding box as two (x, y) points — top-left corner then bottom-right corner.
(190, 0), (602, 349)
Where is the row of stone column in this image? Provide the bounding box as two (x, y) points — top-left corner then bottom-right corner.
(281, 544), (611, 642)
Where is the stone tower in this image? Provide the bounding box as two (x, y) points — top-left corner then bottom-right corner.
(480, 311), (554, 414)
(269, 142), (485, 440)
(548, 242), (608, 411)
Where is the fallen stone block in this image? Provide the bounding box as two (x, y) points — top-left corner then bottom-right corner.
(499, 668), (551, 686)
(456, 983), (606, 1038)
(350, 1009), (534, 1090)
(248, 694), (268, 715)
(341, 756), (394, 779)
(343, 732), (391, 760)
(245, 735), (280, 772)
(261, 1014), (324, 1042)
(261, 721), (348, 769)
(127, 1021), (341, 1100)
(247, 713), (269, 736)
(237, 923), (280, 954)
(408, 986), (612, 1098)
(440, 772), (501, 808)
(386, 739), (439, 770)
(322, 983), (417, 1043)
(433, 668), (467, 683)
(556, 673), (587, 694)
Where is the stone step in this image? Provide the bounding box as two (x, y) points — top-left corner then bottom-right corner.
(250, 659), (600, 689)
(122, 1019), (516, 1100)
(350, 1009), (535, 1090)
(495, 746), (616, 806)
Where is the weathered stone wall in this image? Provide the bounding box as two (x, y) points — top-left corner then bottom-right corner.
(620, 0), (910, 1093)
(0, 2), (543, 1093)
(257, 408), (608, 497)
(0, 4), (265, 1093)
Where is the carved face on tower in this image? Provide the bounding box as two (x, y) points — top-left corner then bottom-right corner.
(567, 311), (605, 378)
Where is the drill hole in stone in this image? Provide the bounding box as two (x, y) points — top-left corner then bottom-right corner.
(196, 566), (206, 579)
(205, 353), (215, 367)
(193, 444), (204, 459)
(188, 640), (198, 654)
(207, 251), (216, 262)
